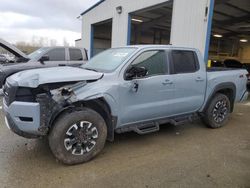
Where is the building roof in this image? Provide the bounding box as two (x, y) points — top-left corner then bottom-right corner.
(80, 0), (105, 16)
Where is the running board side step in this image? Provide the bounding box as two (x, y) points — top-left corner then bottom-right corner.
(115, 113), (200, 135)
(169, 114), (200, 126)
(133, 122), (160, 135)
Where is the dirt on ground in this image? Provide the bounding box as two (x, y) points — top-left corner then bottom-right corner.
(0, 99), (250, 188)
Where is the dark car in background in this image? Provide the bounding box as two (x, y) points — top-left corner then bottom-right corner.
(210, 59), (250, 88)
(210, 60), (224, 67)
(223, 59), (250, 88)
(243, 63), (250, 74)
(0, 54), (15, 63)
(224, 59), (244, 68)
(0, 54), (8, 63)
(0, 38), (88, 88)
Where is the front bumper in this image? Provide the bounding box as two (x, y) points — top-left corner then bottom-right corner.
(3, 99), (42, 138)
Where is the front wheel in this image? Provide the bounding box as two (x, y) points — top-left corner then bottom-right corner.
(203, 93), (231, 129)
(49, 108), (107, 165)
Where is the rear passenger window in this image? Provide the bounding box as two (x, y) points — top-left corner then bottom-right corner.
(131, 50), (168, 77)
(69, 48), (83, 61)
(172, 50), (199, 74)
(45, 48), (65, 61)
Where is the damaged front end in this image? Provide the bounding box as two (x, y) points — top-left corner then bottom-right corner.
(3, 81), (87, 138)
(36, 81), (87, 135)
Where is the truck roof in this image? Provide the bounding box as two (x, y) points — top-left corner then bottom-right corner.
(38, 46), (86, 50)
(126, 44), (198, 51)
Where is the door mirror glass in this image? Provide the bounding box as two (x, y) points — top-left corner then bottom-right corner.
(125, 66), (148, 80)
(39, 55), (49, 64)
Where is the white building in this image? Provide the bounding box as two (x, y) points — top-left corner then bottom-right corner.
(79, 0), (250, 64)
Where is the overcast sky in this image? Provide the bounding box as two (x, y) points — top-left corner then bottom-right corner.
(0, 0), (98, 46)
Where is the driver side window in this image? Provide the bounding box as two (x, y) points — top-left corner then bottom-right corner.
(131, 50), (168, 77)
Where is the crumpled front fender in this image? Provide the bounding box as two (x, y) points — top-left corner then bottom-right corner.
(53, 81), (119, 117)
(82, 93), (119, 116)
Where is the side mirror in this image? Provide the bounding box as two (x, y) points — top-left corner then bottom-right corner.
(125, 66), (148, 80)
(39, 55), (49, 64)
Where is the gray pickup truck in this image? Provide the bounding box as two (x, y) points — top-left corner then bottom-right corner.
(3, 45), (248, 165)
(0, 38), (88, 88)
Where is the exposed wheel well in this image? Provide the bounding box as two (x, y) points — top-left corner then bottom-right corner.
(50, 98), (115, 142)
(216, 88), (235, 112)
(206, 88), (235, 113)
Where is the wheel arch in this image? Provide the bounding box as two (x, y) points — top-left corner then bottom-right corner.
(203, 82), (236, 113)
(49, 97), (116, 142)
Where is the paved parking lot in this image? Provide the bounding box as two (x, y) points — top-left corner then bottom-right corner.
(0, 98), (250, 188)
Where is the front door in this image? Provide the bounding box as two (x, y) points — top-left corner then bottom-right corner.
(118, 50), (175, 126)
(43, 48), (67, 67)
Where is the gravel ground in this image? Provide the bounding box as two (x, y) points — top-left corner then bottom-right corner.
(0, 98), (250, 188)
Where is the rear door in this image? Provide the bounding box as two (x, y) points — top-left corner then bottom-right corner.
(170, 50), (206, 114)
(68, 48), (85, 67)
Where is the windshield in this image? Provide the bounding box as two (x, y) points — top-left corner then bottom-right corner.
(28, 47), (49, 60)
(82, 47), (136, 72)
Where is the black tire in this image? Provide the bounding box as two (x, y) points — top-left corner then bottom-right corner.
(203, 93), (231, 129)
(48, 108), (107, 165)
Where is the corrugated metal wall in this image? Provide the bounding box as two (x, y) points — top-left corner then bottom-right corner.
(82, 0), (168, 57)
(170, 0), (211, 58)
(81, 0), (212, 58)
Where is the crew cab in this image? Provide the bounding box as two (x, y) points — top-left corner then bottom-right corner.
(0, 38), (88, 88)
(3, 45), (248, 165)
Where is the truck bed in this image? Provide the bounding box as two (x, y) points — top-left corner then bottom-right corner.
(207, 67), (240, 72)
(205, 68), (248, 104)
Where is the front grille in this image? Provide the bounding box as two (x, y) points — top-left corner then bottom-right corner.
(3, 82), (18, 106)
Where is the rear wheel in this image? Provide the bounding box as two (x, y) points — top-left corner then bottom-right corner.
(49, 108), (107, 165)
(203, 93), (231, 128)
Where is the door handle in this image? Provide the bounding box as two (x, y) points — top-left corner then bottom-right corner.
(196, 77), (204, 82)
(59, 64), (66, 66)
(162, 79), (173, 85)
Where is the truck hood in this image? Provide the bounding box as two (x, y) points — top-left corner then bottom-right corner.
(0, 38), (29, 60)
(7, 66), (103, 88)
